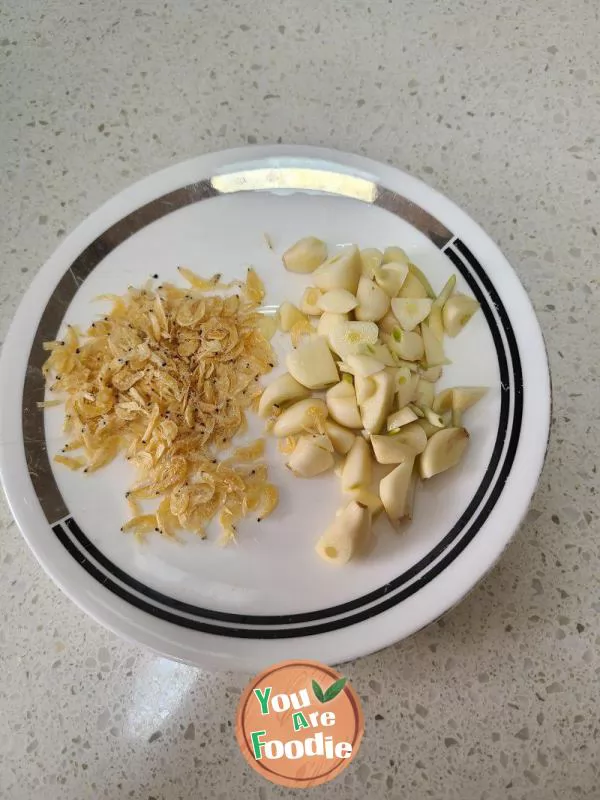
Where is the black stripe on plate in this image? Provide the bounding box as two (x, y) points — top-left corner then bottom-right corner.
(53, 239), (523, 636)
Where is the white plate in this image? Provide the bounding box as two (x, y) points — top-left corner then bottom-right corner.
(0, 146), (550, 671)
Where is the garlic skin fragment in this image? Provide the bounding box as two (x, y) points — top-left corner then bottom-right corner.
(419, 427), (469, 479)
(315, 500), (371, 564)
(341, 435), (372, 493)
(312, 246), (362, 294)
(282, 237), (328, 273)
(379, 458), (416, 525)
(359, 370), (395, 434)
(286, 336), (339, 389)
(272, 398), (328, 437)
(324, 420), (356, 454)
(279, 301), (308, 332)
(287, 435), (335, 477)
(326, 380), (363, 429)
(442, 294), (480, 337)
(317, 289), (358, 314)
(354, 276), (390, 322)
(258, 372), (311, 418)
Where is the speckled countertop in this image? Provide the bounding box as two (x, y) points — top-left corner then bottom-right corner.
(1, 1), (599, 798)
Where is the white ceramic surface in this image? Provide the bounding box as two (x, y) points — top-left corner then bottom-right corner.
(0, 146), (550, 670)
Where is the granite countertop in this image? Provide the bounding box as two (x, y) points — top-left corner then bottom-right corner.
(1, 1), (599, 798)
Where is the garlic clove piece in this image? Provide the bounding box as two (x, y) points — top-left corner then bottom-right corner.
(272, 398), (328, 437)
(442, 294), (480, 337)
(286, 336), (339, 389)
(258, 372), (311, 418)
(282, 237), (328, 273)
(419, 427), (470, 479)
(312, 246), (362, 294)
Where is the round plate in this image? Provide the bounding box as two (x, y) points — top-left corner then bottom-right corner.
(0, 146), (550, 671)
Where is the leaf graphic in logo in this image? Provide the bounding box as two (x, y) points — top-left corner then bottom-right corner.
(312, 679), (325, 703)
(323, 677), (347, 703)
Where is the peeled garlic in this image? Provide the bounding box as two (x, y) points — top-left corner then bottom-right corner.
(347, 487), (383, 516)
(382, 246), (410, 266)
(359, 370), (395, 433)
(326, 380), (362, 429)
(442, 294), (480, 337)
(299, 286), (324, 316)
(407, 263), (436, 299)
(360, 248), (384, 278)
(341, 436), (372, 493)
(317, 288), (358, 314)
(421, 322), (449, 367)
(390, 297), (433, 331)
(286, 336), (339, 389)
(279, 301), (308, 332)
(354, 374), (377, 405)
(272, 398), (328, 437)
(432, 388), (454, 414)
(328, 320), (379, 357)
(287, 435), (335, 477)
(388, 421), (428, 453)
(324, 420), (356, 454)
(414, 378), (435, 409)
(379, 458), (416, 525)
(354, 276), (390, 321)
(373, 262), (409, 297)
(378, 309), (400, 334)
(387, 406), (419, 432)
(398, 272), (428, 298)
(283, 237), (328, 273)
(367, 342), (397, 366)
(433, 386), (487, 416)
(452, 386), (488, 412)
(258, 372), (310, 418)
(420, 365), (443, 382)
(386, 328), (424, 362)
(315, 501), (371, 564)
(419, 427), (469, 479)
(415, 418), (443, 438)
(421, 407), (445, 428)
(394, 367), (419, 408)
(429, 274), (456, 339)
(312, 246), (361, 294)
(317, 311), (349, 341)
(371, 434), (416, 464)
(345, 354), (386, 377)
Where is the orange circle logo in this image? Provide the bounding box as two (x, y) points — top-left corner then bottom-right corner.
(236, 660), (364, 788)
